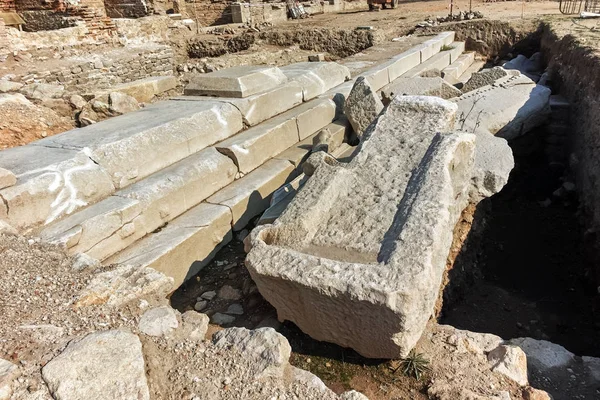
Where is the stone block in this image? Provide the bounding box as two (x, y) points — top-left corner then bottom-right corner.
(184, 65), (288, 98)
(0, 146), (115, 232)
(275, 133), (317, 167)
(281, 62), (351, 101)
(448, 41), (466, 63)
(418, 31), (455, 62)
(441, 52), (475, 84)
(404, 49), (453, 78)
(245, 96), (476, 359)
(207, 159), (295, 231)
(216, 114), (300, 175)
(358, 63), (390, 92)
(175, 82), (304, 127)
(387, 48), (422, 82)
(344, 76), (383, 138)
(106, 203), (233, 287)
(41, 148), (237, 261)
(381, 77), (461, 103)
(455, 74), (551, 140)
(109, 76), (177, 103)
(37, 100), (243, 189)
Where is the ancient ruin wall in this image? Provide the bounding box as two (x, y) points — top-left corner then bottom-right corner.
(39, 44), (174, 91)
(541, 23), (600, 285)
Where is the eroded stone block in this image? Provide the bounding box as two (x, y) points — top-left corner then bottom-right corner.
(281, 62), (351, 101)
(246, 96), (476, 359)
(184, 65), (288, 98)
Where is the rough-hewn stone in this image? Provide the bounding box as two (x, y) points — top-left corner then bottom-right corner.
(246, 96), (476, 358)
(42, 330), (150, 400)
(344, 76), (383, 138)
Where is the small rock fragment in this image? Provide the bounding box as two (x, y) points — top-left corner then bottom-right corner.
(138, 306), (179, 337)
(194, 300), (208, 311)
(180, 311), (209, 341)
(201, 290), (217, 300)
(211, 312), (236, 325)
(218, 285), (242, 300)
(344, 76), (383, 138)
(71, 253), (101, 271)
(488, 345), (529, 386)
(226, 303), (244, 315)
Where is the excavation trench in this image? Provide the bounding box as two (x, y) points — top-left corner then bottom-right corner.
(171, 20), (600, 399)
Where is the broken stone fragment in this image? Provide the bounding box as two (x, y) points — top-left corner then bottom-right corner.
(0, 167), (16, 190)
(180, 311), (209, 341)
(0, 358), (19, 400)
(210, 312), (235, 325)
(78, 92), (140, 127)
(461, 66), (509, 93)
(212, 327), (291, 379)
(488, 345), (529, 386)
(138, 306), (179, 337)
(71, 252), (101, 271)
(0, 80), (23, 93)
(246, 96), (477, 358)
(19, 83), (64, 101)
(343, 76), (383, 138)
(469, 130), (514, 201)
(42, 330), (150, 400)
(76, 265), (174, 308)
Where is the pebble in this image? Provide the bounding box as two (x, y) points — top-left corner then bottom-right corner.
(210, 313), (235, 325)
(218, 285), (242, 301)
(201, 291), (217, 300)
(194, 300), (208, 311)
(225, 304), (244, 315)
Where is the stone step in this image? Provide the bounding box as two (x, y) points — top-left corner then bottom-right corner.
(207, 158), (296, 231)
(456, 60), (486, 86)
(0, 100), (243, 231)
(184, 65), (288, 98)
(275, 118), (349, 167)
(357, 32), (456, 92)
(105, 202), (233, 288)
(281, 62), (351, 101)
(441, 52), (475, 84)
(39, 147), (237, 261)
(176, 81), (304, 127)
(100, 76), (177, 103)
(403, 41), (465, 78)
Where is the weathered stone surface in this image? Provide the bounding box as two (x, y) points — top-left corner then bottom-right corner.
(216, 115), (299, 175)
(0, 80), (23, 93)
(105, 203), (232, 287)
(41, 147), (236, 261)
(509, 338), (575, 371)
(19, 83), (64, 100)
(281, 62), (351, 101)
(211, 313), (236, 325)
(39, 99), (243, 190)
(418, 31), (456, 62)
(0, 146), (115, 231)
(42, 330), (150, 400)
(461, 66), (509, 93)
(138, 306), (179, 337)
(207, 159), (295, 230)
(455, 74), (551, 140)
(76, 265), (174, 307)
(292, 98), (338, 140)
(0, 358), (19, 400)
(71, 252), (101, 271)
(344, 76), (383, 138)
(258, 174), (308, 226)
(503, 53), (543, 82)
(358, 63), (390, 93)
(78, 92), (140, 126)
(180, 311), (209, 341)
(185, 65), (287, 98)
(109, 76), (177, 103)
(404, 47), (454, 78)
(246, 96), (477, 358)
(381, 77), (461, 103)
(387, 47), (422, 81)
(442, 52), (475, 84)
(213, 327), (291, 379)
(523, 387), (553, 400)
(0, 167), (16, 190)
(582, 356), (600, 383)
(470, 130), (514, 201)
(488, 345), (529, 386)
(339, 391), (370, 400)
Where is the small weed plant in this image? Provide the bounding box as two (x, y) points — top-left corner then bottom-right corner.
(393, 350), (431, 380)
